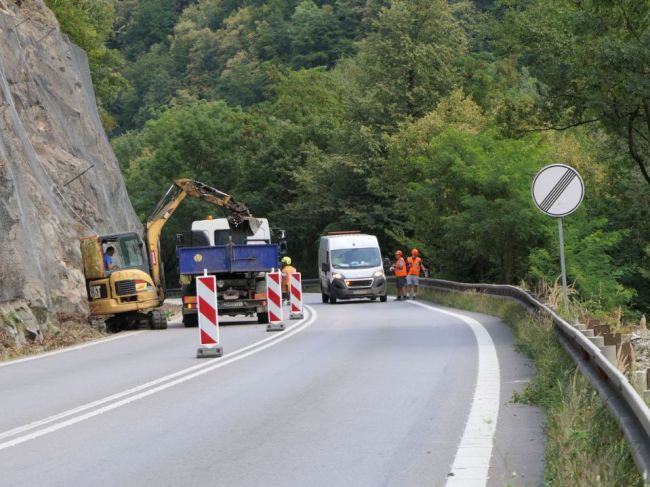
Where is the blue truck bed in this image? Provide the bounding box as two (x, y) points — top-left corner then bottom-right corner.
(178, 244), (279, 275)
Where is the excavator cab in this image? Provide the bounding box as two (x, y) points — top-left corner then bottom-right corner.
(98, 233), (149, 274)
(81, 232), (167, 330)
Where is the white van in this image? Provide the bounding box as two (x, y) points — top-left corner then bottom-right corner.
(318, 232), (387, 304)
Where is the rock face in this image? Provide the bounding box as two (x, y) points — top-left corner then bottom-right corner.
(0, 0), (141, 349)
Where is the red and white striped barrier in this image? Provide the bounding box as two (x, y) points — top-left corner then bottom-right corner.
(266, 271), (285, 332)
(196, 275), (223, 357)
(289, 272), (304, 320)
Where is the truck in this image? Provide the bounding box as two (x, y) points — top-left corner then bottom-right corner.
(177, 216), (285, 326)
(80, 179), (259, 331)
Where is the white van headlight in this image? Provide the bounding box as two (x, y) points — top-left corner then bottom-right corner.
(332, 273), (344, 279)
(373, 271), (384, 277)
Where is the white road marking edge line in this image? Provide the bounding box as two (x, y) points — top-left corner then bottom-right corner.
(0, 308), (311, 441)
(408, 300), (500, 487)
(0, 306), (317, 450)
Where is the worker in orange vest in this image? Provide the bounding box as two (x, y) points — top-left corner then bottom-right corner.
(281, 256), (297, 305)
(391, 250), (407, 301)
(406, 248), (427, 299)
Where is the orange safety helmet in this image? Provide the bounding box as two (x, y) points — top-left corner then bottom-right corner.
(395, 250), (403, 256)
(411, 248), (419, 256)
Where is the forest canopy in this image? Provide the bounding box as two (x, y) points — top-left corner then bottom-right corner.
(51, 0), (650, 315)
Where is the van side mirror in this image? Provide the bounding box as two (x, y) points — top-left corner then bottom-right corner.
(321, 263), (328, 272)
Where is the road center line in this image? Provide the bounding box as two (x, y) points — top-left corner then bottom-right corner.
(0, 307), (317, 450)
(408, 300), (500, 487)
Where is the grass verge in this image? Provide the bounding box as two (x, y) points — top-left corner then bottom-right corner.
(0, 304), (182, 362)
(414, 285), (643, 486)
(0, 321), (106, 362)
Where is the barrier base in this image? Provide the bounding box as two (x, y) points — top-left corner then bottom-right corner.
(196, 346), (223, 358)
(290, 313), (304, 320)
(266, 323), (285, 332)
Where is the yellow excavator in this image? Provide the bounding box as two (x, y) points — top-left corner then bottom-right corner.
(80, 179), (259, 330)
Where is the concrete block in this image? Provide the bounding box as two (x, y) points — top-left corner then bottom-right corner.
(196, 346), (223, 358)
(602, 345), (617, 364)
(587, 318), (601, 328)
(594, 324), (611, 336)
(589, 336), (604, 348)
(266, 323), (285, 332)
(604, 333), (622, 348)
(581, 329), (595, 338)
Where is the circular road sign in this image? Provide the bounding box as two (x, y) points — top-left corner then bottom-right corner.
(532, 164), (584, 217)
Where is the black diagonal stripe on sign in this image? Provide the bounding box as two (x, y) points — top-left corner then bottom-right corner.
(540, 170), (576, 212)
(540, 170), (574, 211)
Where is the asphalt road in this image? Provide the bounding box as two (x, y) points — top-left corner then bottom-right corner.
(0, 295), (544, 487)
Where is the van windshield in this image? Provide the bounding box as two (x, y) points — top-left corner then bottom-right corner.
(331, 247), (381, 269)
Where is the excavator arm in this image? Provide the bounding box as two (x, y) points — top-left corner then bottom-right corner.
(145, 179), (260, 299)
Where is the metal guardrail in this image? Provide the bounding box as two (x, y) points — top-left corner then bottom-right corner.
(416, 278), (650, 480)
(168, 277), (650, 477)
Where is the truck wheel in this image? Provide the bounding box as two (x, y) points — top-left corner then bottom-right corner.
(183, 314), (198, 328)
(150, 309), (168, 329)
(380, 295), (388, 303)
(257, 312), (269, 324)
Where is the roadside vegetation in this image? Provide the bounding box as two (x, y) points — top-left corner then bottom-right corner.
(0, 304), (181, 362)
(414, 285), (644, 486)
(45, 1), (650, 326)
(0, 318), (105, 361)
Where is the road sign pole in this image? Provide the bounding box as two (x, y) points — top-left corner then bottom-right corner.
(532, 164), (584, 311)
(557, 217), (569, 309)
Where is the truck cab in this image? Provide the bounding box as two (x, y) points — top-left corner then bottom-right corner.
(190, 217), (271, 246)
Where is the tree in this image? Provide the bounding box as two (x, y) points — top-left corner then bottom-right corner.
(288, 0), (346, 68)
(350, 0), (469, 130)
(111, 0), (187, 59)
(498, 0), (650, 186)
(370, 91), (539, 282)
(108, 45), (179, 132)
(46, 0), (128, 128)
